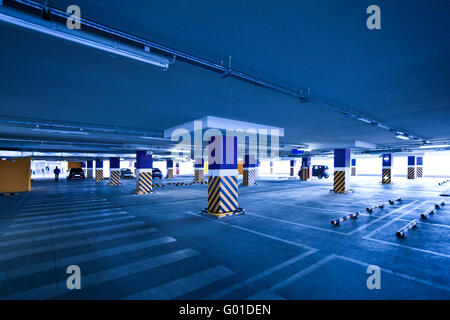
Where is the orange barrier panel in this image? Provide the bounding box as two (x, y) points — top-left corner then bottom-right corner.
(238, 161), (243, 175)
(0, 157), (31, 193)
(68, 161), (82, 169)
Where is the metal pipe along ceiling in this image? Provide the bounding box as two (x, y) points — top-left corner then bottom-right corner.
(3, 0), (428, 143)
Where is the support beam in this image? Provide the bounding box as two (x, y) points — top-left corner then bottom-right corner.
(166, 159), (174, 179)
(243, 155), (257, 186)
(94, 159), (103, 181)
(351, 159), (356, 176)
(332, 149), (351, 193)
(134, 151), (153, 194)
(289, 160), (296, 177)
(300, 156), (311, 181)
(194, 158), (204, 182)
(86, 160), (93, 179)
(416, 156), (423, 178)
(407, 156), (416, 179)
(382, 154), (393, 184)
(206, 136), (241, 217)
(108, 157), (121, 186)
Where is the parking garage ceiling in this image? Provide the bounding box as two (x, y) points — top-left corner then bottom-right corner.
(0, 0), (449, 154)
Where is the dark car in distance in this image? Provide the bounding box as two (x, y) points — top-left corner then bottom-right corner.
(298, 165), (330, 179)
(67, 168), (85, 180)
(120, 168), (134, 179)
(152, 168), (163, 179)
(312, 165), (330, 179)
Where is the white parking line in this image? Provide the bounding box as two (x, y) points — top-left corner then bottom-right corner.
(268, 254), (337, 292)
(206, 249), (317, 299)
(245, 212), (348, 235)
(185, 211), (314, 250)
(363, 201), (430, 239)
(336, 255), (450, 292)
(362, 237), (450, 259)
(347, 201), (419, 235)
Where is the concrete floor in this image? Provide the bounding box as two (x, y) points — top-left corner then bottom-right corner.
(0, 175), (449, 300)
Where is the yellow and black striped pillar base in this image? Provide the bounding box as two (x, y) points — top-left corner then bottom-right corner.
(134, 171), (153, 194)
(382, 168), (392, 184)
(207, 176), (239, 217)
(416, 167), (423, 178)
(407, 167), (415, 179)
(108, 170), (121, 186)
(333, 170), (348, 193)
(351, 167), (356, 176)
(242, 169), (256, 186)
(167, 168), (174, 179)
(86, 169), (93, 179)
(194, 169), (204, 182)
(301, 167), (310, 181)
(94, 169), (104, 181)
(289, 167), (295, 177)
(270, 167), (273, 174)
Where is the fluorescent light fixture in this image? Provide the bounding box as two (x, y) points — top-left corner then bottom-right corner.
(0, 8), (170, 70)
(419, 144), (450, 149)
(395, 134), (410, 140)
(297, 148), (311, 152)
(357, 117), (372, 124)
(139, 136), (167, 141)
(30, 128), (89, 135)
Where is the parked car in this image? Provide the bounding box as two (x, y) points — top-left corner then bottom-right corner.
(67, 168), (85, 180)
(120, 168), (134, 179)
(312, 165), (330, 179)
(152, 168), (163, 179)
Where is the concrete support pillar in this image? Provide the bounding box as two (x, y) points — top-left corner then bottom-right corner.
(86, 160), (93, 179)
(289, 160), (296, 177)
(269, 161), (273, 174)
(134, 162), (136, 176)
(175, 162), (180, 175)
(108, 157), (121, 186)
(300, 156), (311, 181)
(416, 156), (423, 178)
(95, 160), (104, 181)
(382, 154), (393, 184)
(167, 159), (174, 179)
(206, 136), (240, 217)
(243, 155), (257, 186)
(407, 156), (416, 179)
(351, 159), (356, 176)
(194, 158), (204, 182)
(134, 151), (153, 194)
(81, 161), (86, 176)
(333, 149), (351, 193)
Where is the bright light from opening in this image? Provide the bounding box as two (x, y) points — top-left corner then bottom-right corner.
(419, 144), (450, 149)
(395, 134), (410, 140)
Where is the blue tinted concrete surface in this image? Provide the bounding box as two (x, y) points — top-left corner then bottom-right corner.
(0, 175), (449, 299)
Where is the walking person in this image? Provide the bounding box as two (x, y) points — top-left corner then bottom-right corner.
(54, 166), (61, 182)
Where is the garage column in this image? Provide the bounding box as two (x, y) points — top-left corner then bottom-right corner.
(416, 156), (423, 178)
(194, 158), (204, 182)
(108, 157), (121, 186)
(95, 159), (103, 181)
(351, 159), (356, 176)
(176, 162), (180, 175)
(167, 159), (174, 179)
(243, 154), (257, 186)
(382, 154), (392, 184)
(289, 160), (296, 177)
(300, 156), (311, 181)
(333, 148), (351, 193)
(134, 151), (153, 194)
(269, 161), (273, 174)
(407, 156), (416, 179)
(206, 136), (240, 217)
(86, 160), (93, 179)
